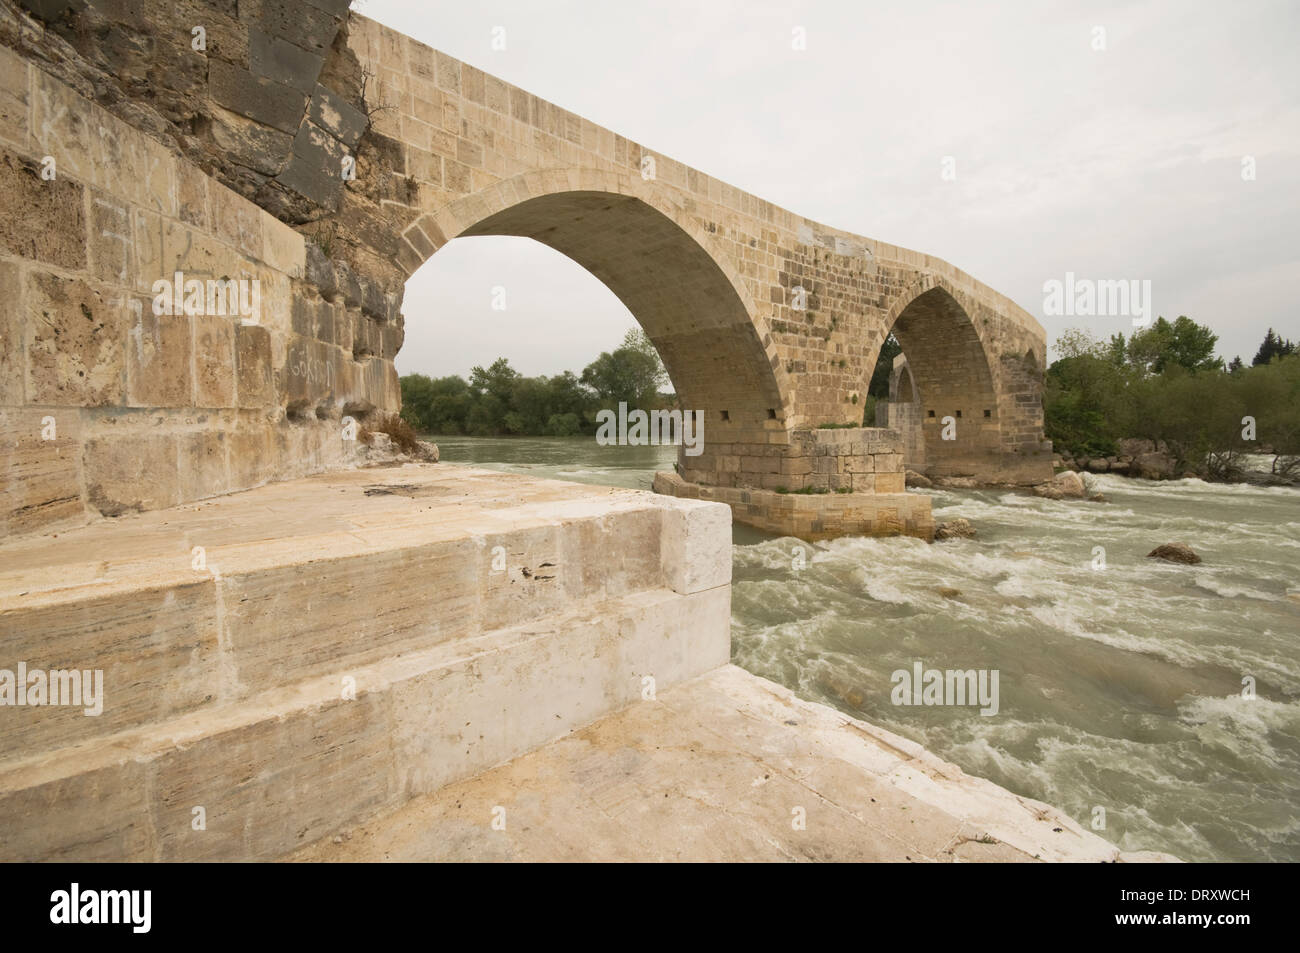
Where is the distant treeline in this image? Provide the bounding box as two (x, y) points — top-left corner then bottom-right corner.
(399, 329), (673, 437)
(1046, 319), (1299, 477)
(401, 328), (904, 437)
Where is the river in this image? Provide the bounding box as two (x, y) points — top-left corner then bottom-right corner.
(431, 434), (1300, 862)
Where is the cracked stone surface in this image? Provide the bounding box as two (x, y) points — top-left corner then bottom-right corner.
(290, 664), (1178, 863)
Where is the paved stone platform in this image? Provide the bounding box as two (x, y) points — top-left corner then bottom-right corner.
(291, 664), (1176, 863)
(0, 463), (732, 861)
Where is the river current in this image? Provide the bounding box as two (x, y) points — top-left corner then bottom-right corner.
(432, 434), (1300, 862)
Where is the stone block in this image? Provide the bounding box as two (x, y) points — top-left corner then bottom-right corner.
(0, 408), (84, 535)
(0, 45), (30, 151)
(178, 430), (230, 501)
(84, 432), (180, 515)
(229, 420), (273, 489)
(88, 192), (133, 286)
(0, 148), (86, 269)
(0, 761), (155, 862)
(235, 323), (274, 408)
(876, 472), (905, 493)
(304, 242), (337, 297)
(260, 216), (305, 278)
(154, 693), (392, 861)
(307, 84), (367, 148)
(161, 220), (250, 285)
(221, 536), (479, 692)
(0, 577), (221, 761)
(193, 314), (236, 408)
(208, 59), (308, 135)
(257, 0), (345, 56)
(249, 28), (325, 94)
(175, 160), (209, 228)
(335, 259), (361, 308)
(131, 206), (164, 295)
(26, 272), (125, 407)
(125, 297), (190, 407)
(0, 261), (24, 405)
(210, 184), (264, 260)
(275, 121), (346, 209)
(210, 106), (295, 175)
(659, 498), (732, 595)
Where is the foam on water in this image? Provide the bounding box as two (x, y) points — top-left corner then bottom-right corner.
(732, 478), (1300, 862)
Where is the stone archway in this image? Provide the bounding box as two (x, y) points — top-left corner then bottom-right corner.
(399, 170), (792, 456)
(881, 279), (1002, 478)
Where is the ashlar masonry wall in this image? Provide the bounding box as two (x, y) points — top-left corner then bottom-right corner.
(0, 45), (395, 536)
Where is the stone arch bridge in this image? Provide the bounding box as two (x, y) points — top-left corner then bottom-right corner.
(0, 0), (1051, 540)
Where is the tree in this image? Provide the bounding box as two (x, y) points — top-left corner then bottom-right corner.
(400, 373), (473, 434)
(466, 357), (520, 434)
(1052, 327), (1107, 361)
(581, 346), (663, 411)
(868, 334), (903, 398)
(1044, 352), (1134, 457)
(620, 327), (670, 393)
(1252, 328), (1297, 366)
(1123, 316), (1222, 375)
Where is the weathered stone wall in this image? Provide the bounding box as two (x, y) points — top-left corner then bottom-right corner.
(0, 31), (397, 535)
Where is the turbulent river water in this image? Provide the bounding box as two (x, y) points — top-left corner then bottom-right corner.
(432, 435), (1300, 862)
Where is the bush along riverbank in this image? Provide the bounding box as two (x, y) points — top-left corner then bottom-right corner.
(1045, 321), (1299, 487)
(1055, 439), (1299, 486)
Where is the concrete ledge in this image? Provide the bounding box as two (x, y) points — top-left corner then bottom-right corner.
(654, 471), (934, 541)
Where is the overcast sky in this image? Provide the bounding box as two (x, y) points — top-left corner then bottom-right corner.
(363, 0), (1300, 379)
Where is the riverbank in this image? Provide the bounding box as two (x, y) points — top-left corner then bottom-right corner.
(1055, 443), (1300, 488)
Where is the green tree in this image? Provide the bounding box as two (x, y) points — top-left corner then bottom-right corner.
(465, 358), (519, 434)
(619, 327), (670, 394)
(1124, 316), (1222, 375)
(400, 373), (473, 434)
(581, 346), (663, 411)
(1252, 328), (1297, 366)
(868, 334), (902, 398)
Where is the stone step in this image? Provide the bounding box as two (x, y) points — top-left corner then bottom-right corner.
(0, 583), (730, 861)
(0, 464), (730, 762)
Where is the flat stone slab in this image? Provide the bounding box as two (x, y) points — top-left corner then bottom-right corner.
(290, 664), (1177, 863)
(0, 462), (708, 604)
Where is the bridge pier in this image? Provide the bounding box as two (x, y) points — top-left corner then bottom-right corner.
(656, 427), (934, 541)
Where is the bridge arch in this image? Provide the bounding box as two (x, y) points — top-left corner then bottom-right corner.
(399, 170), (793, 441)
(878, 274), (1003, 477)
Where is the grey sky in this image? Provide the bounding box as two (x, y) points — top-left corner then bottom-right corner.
(365, 0), (1300, 379)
